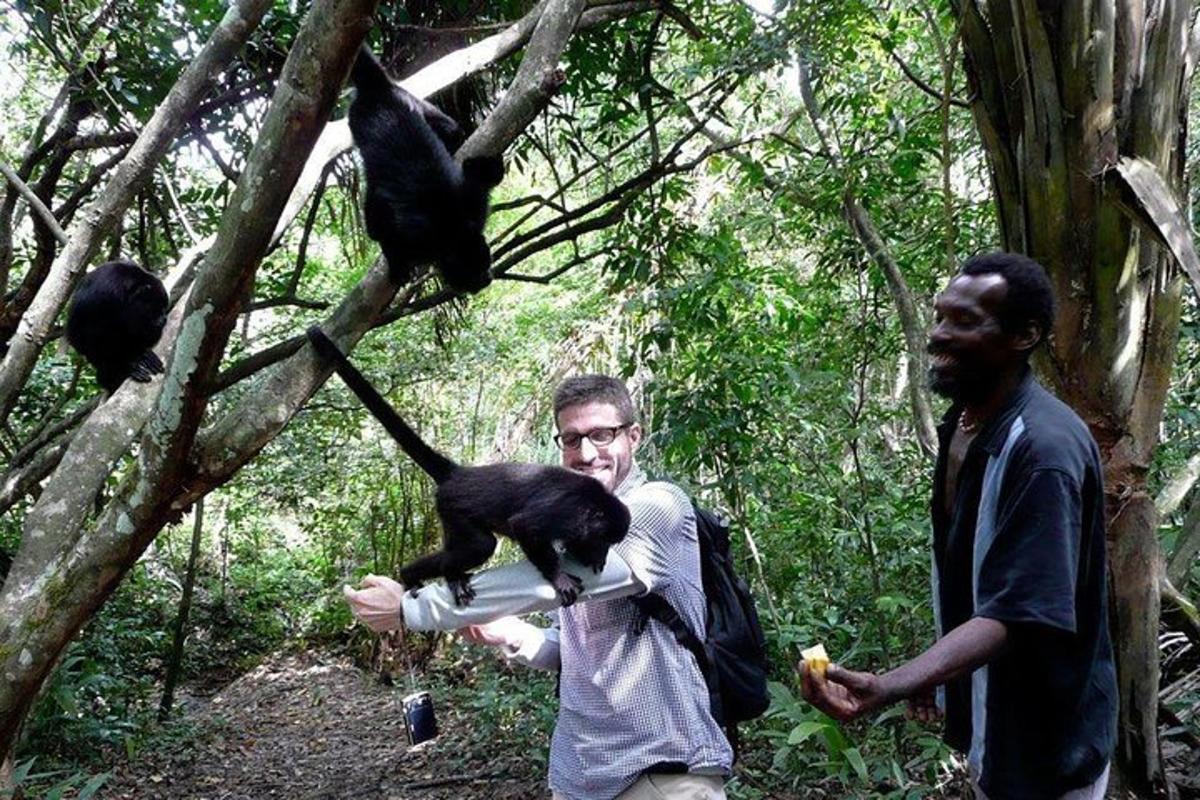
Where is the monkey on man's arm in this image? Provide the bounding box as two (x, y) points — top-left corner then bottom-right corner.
(344, 550), (648, 666)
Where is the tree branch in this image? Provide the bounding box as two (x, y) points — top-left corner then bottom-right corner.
(797, 51), (938, 457)
(244, 296), (331, 313)
(0, 0), (274, 427)
(878, 38), (970, 109)
(0, 161), (68, 245)
(457, 0), (589, 160)
(191, 124), (240, 183)
(1157, 453), (1200, 516)
(501, 246), (615, 283)
(1168, 496), (1200, 586)
(60, 132), (139, 152)
(54, 145), (133, 225)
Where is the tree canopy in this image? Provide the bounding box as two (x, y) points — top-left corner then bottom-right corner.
(0, 1), (1197, 797)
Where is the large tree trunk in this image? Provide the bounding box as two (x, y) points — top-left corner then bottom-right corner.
(951, 2), (1194, 793)
(0, 0), (379, 764)
(0, 0), (653, 769)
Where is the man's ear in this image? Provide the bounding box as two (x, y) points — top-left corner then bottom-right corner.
(1013, 320), (1043, 354)
(627, 423), (643, 451)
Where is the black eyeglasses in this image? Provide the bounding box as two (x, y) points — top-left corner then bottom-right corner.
(553, 424), (630, 451)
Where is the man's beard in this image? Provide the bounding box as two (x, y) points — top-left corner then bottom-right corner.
(927, 366), (991, 402)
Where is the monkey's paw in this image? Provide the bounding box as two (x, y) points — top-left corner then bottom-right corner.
(129, 352), (164, 382)
(449, 577), (476, 607)
(553, 573), (584, 607)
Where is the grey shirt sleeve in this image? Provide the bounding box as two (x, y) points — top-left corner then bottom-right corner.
(400, 549), (646, 631)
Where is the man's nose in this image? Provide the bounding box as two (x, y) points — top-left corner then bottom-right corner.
(579, 437), (599, 461)
(928, 322), (950, 350)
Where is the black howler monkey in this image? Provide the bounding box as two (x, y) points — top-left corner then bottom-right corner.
(66, 259), (168, 393)
(348, 47), (505, 295)
(307, 326), (630, 607)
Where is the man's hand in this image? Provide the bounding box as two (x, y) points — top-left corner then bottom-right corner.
(343, 574), (406, 633)
(459, 617), (526, 650)
(799, 661), (895, 722)
(905, 689), (942, 724)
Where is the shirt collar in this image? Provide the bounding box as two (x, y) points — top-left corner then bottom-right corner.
(938, 368), (1038, 456)
(615, 464), (646, 499)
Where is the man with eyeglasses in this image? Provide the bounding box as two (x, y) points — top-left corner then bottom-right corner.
(344, 374), (732, 800)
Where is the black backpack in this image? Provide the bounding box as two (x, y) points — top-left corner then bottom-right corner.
(630, 503), (770, 754)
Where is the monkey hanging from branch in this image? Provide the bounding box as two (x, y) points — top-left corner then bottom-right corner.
(348, 47), (505, 295)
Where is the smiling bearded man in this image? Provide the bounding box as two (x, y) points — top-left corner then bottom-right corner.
(801, 253), (1117, 800)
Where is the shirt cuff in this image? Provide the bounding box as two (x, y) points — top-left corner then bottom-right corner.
(503, 623), (561, 671)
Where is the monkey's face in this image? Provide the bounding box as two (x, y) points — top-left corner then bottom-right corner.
(127, 279), (169, 342)
(599, 499), (631, 544)
(570, 500), (630, 572)
(581, 501), (629, 543)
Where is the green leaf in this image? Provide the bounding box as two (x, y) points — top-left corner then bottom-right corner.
(79, 771), (112, 800)
(787, 720), (828, 744)
(12, 757), (35, 785)
(844, 747), (869, 780)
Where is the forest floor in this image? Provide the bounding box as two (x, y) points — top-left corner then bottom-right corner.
(97, 646), (1200, 800)
(100, 649), (548, 800)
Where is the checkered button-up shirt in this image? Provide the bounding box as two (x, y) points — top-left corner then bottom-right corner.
(399, 466), (732, 799)
(548, 467), (732, 799)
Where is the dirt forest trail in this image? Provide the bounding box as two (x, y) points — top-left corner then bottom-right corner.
(100, 651), (546, 800)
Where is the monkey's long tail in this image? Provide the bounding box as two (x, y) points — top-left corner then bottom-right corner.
(349, 46), (392, 96)
(306, 326), (457, 483)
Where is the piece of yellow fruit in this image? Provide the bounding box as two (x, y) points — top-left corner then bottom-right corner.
(801, 643), (829, 678)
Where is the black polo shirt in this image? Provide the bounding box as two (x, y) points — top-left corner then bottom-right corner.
(931, 371), (1116, 799)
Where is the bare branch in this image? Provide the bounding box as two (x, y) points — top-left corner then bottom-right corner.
(9, 397), (99, 471)
(657, 0), (703, 39)
(0, 161), (68, 245)
(501, 246), (615, 283)
(54, 145), (133, 225)
(191, 124), (240, 183)
(491, 193), (569, 214)
(798, 51), (938, 456)
(1168, 496), (1200, 586)
(1157, 453), (1200, 515)
(0, 434), (72, 515)
(60, 132), (139, 152)
(878, 39), (970, 109)
(0, 0), (275, 427)
(209, 336), (308, 393)
(458, 0), (589, 159)
(244, 296), (331, 313)
(289, 161), (337, 296)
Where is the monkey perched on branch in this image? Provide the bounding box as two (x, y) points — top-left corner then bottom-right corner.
(66, 259), (168, 394)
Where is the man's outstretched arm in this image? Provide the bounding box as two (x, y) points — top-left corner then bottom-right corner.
(344, 550), (646, 632)
(801, 616), (1009, 722)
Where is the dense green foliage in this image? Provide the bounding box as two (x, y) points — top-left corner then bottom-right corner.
(1, 0), (1197, 797)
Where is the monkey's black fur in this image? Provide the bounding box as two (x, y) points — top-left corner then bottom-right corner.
(66, 259), (168, 393)
(307, 326), (630, 607)
(348, 47), (504, 295)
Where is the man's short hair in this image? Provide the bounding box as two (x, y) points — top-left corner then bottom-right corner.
(960, 252), (1057, 345)
(553, 374), (637, 424)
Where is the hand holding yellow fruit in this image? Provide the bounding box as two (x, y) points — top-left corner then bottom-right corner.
(801, 643), (830, 679)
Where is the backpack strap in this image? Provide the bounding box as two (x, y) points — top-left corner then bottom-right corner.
(630, 591), (725, 727)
